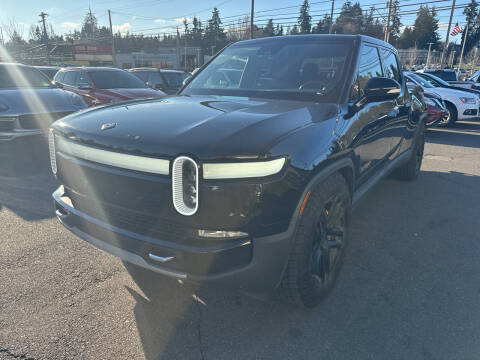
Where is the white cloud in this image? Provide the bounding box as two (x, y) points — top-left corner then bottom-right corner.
(113, 22), (131, 33)
(61, 21), (80, 29)
(154, 17), (191, 24)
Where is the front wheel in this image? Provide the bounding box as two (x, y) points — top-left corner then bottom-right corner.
(281, 173), (351, 308)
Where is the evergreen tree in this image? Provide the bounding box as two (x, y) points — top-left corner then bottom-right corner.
(333, 1), (364, 34)
(298, 0), (312, 34)
(461, 0), (479, 55)
(312, 14), (331, 34)
(363, 6), (384, 39)
(275, 24), (284, 36)
(81, 8), (98, 39)
(388, 0), (402, 45)
(290, 24), (299, 35)
(204, 7), (227, 54)
(398, 26), (416, 49)
(263, 19), (275, 37)
(411, 5), (440, 49)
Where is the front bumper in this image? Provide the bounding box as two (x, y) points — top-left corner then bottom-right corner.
(53, 186), (294, 295)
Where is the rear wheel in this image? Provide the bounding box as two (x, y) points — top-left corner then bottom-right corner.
(281, 173), (350, 308)
(393, 122), (425, 181)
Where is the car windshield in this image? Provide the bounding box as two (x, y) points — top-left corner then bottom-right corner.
(162, 72), (189, 88)
(427, 70), (457, 81)
(183, 38), (351, 101)
(0, 65), (53, 89)
(406, 73), (435, 88)
(421, 73), (450, 87)
(89, 70), (148, 89)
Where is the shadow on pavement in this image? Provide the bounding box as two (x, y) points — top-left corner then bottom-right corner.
(124, 169), (480, 359)
(427, 121), (480, 148)
(0, 136), (57, 220)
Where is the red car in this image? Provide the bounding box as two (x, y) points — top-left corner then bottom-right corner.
(53, 67), (165, 107)
(423, 91), (447, 127)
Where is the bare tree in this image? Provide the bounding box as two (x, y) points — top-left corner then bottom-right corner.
(2, 18), (26, 45)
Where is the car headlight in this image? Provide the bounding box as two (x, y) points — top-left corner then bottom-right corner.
(48, 129), (57, 175)
(71, 94), (86, 107)
(459, 97), (476, 104)
(202, 158), (286, 179)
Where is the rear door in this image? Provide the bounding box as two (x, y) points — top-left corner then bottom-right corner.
(349, 44), (398, 185)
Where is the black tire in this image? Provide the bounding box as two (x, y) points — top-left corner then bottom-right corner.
(281, 172), (351, 308)
(444, 102), (458, 127)
(393, 122), (425, 181)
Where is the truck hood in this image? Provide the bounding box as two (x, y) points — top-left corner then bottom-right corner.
(53, 95), (338, 159)
(0, 88), (85, 116)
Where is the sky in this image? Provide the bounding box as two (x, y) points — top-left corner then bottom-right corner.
(0, 0), (469, 42)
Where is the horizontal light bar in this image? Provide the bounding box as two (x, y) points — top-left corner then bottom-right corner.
(56, 136), (170, 175)
(198, 230), (249, 238)
(202, 158), (285, 179)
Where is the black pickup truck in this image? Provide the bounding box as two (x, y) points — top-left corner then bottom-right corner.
(49, 35), (425, 308)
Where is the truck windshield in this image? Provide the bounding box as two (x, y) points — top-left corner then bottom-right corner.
(183, 38), (351, 102)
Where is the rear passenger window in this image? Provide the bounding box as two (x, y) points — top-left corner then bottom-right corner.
(63, 71), (77, 86)
(358, 45), (383, 98)
(379, 49), (400, 82)
(148, 72), (164, 86)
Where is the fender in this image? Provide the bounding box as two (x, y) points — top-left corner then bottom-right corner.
(271, 156), (355, 289)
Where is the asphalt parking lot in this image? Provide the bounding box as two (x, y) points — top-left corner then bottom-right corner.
(1, 122), (480, 360)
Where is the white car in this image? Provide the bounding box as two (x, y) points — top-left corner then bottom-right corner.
(405, 72), (478, 126)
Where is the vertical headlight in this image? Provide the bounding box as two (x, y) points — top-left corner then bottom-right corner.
(172, 156), (198, 216)
(48, 129), (57, 175)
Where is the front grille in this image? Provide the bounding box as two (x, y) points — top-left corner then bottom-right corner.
(18, 112), (72, 130)
(0, 120), (15, 132)
(70, 192), (191, 242)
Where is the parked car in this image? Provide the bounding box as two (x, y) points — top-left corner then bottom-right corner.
(0, 63), (87, 142)
(128, 68), (191, 94)
(421, 69), (476, 90)
(50, 35), (425, 308)
(405, 72), (478, 126)
(415, 71), (480, 96)
(35, 66), (60, 81)
(54, 67), (165, 107)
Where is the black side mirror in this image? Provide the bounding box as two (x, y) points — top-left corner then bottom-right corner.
(364, 77), (401, 100)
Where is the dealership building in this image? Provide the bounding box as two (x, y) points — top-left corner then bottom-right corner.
(116, 47), (202, 70)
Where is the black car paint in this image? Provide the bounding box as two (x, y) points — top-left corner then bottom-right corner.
(51, 35), (423, 296)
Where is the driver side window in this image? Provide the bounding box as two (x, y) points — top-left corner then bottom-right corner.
(358, 45), (383, 98)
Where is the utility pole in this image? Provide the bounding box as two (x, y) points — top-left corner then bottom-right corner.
(458, 22), (469, 73)
(39, 12), (49, 65)
(250, 0), (254, 39)
(108, 10), (116, 67)
(426, 43), (434, 69)
(329, 0), (335, 34)
(384, 0), (392, 42)
(441, 0), (456, 68)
